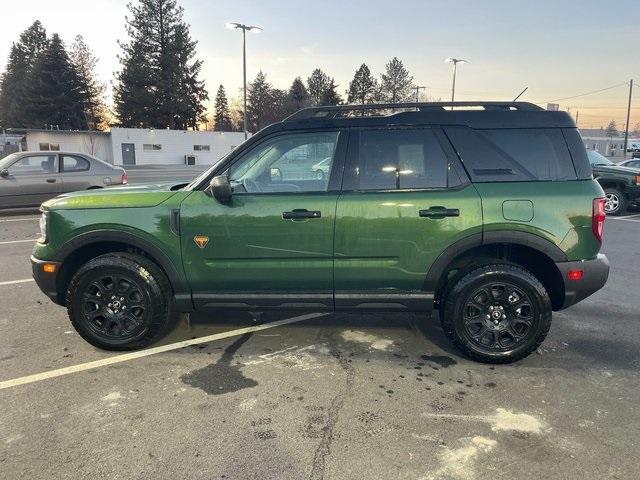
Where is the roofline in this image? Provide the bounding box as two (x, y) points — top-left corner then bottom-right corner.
(7, 128), (110, 135)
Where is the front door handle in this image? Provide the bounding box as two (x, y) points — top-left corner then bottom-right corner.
(46, 178), (57, 183)
(282, 209), (321, 220)
(419, 207), (460, 218)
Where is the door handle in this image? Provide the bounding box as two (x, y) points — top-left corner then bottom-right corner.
(282, 209), (321, 220)
(46, 178), (57, 183)
(419, 207), (460, 218)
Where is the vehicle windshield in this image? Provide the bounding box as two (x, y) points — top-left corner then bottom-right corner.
(587, 150), (614, 166)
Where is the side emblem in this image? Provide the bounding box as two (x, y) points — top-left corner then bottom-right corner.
(193, 235), (209, 249)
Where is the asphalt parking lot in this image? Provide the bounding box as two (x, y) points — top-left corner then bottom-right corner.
(1, 214), (639, 480)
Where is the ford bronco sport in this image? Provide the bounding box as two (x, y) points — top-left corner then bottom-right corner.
(31, 102), (610, 363)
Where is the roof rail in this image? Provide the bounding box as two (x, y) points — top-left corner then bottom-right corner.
(284, 101), (544, 121)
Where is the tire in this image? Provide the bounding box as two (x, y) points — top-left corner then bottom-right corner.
(604, 187), (627, 216)
(440, 264), (552, 364)
(66, 252), (174, 350)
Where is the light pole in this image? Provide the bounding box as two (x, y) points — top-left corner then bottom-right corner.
(445, 57), (467, 107)
(226, 22), (262, 140)
(414, 85), (427, 103)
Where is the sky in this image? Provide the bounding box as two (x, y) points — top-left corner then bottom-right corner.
(1, 0), (638, 129)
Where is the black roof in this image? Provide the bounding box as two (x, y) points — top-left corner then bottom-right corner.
(269, 101), (576, 131)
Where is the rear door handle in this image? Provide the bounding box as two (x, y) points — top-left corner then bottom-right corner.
(282, 209), (321, 220)
(419, 207), (460, 218)
(46, 178), (57, 183)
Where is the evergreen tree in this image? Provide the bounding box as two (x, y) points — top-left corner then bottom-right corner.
(347, 64), (376, 105)
(287, 77), (311, 113)
(0, 21), (48, 128)
(319, 78), (342, 106)
(380, 57), (413, 103)
(307, 68), (329, 106)
(114, 0), (208, 129)
(70, 35), (107, 130)
(213, 85), (232, 131)
(24, 34), (87, 129)
(605, 120), (618, 138)
(247, 71), (274, 131)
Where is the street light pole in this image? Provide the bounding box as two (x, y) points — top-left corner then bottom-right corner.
(226, 22), (263, 140)
(414, 85), (427, 103)
(445, 58), (467, 108)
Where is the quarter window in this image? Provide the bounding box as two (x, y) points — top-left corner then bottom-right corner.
(352, 128), (449, 190)
(60, 155), (90, 172)
(228, 132), (339, 193)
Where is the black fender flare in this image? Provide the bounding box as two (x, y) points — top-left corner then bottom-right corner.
(424, 230), (567, 293)
(55, 229), (193, 311)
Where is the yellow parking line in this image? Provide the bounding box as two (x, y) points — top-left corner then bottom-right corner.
(0, 312), (328, 390)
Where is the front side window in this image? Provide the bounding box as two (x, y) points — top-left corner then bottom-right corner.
(228, 131), (339, 193)
(8, 155), (57, 174)
(61, 155), (90, 172)
(353, 128), (449, 190)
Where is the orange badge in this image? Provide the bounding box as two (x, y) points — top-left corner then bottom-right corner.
(193, 235), (209, 249)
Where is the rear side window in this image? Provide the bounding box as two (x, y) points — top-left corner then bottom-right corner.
(60, 155), (90, 172)
(350, 128), (449, 190)
(444, 127), (577, 182)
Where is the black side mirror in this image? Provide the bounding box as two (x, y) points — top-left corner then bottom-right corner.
(207, 174), (232, 203)
(0, 169), (8, 178)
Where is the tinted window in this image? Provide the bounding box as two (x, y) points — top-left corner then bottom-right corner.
(61, 155), (90, 172)
(228, 132), (339, 193)
(444, 127), (577, 182)
(354, 128), (448, 190)
(8, 155), (57, 174)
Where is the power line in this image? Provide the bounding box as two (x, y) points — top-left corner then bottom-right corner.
(546, 82), (629, 103)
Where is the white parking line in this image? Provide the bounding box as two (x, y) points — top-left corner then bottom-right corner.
(0, 217), (39, 223)
(607, 215), (640, 223)
(0, 239), (37, 245)
(0, 312), (328, 390)
(0, 278), (35, 286)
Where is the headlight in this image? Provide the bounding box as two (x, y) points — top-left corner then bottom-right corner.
(38, 211), (49, 244)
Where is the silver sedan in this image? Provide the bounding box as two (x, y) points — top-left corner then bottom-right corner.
(0, 151), (127, 209)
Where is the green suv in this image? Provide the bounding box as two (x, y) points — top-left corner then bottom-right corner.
(31, 102), (610, 363)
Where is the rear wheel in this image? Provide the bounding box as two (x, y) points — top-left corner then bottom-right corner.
(604, 187), (627, 216)
(66, 253), (174, 350)
(440, 264), (552, 363)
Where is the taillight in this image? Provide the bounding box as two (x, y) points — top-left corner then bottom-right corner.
(121, 171), (128, 185)
(635, 175), (640, 185)
(592, 197), (606, 243)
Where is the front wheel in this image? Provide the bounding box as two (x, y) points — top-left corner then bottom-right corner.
(66, 253), (174, 350)
(604, 187), (627, 216)
(440, 264), (552, 363)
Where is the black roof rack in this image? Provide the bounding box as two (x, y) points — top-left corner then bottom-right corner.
(284, 101), (544, 122)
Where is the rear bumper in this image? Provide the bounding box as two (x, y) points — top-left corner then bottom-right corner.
(556, 254), (609, 310)
(31, 256), (62, 305)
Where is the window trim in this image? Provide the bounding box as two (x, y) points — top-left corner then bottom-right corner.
(60, 154), (90, 173)
(342, 125), (466, 193)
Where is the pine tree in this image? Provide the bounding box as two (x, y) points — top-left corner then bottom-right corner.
(0, 21), (48, 128)
(24, 34), (87, 129)
(319, 78), (342, 106)
(213, 85), (232, 131)
(380, 57), (413, 103)
(114, 0), (208, 129)
(307, 68), (329, 106)
(247, 71), (274, 131)
(287, 77), (311, 113)
(605, 120), (618, 138)
(70, 35), (107, 130)
(347, 64), (376, 105)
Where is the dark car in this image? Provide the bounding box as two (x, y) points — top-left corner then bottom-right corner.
(587, 150), (640, 215)
(619, 158), (640, 169)
(31, 102), (609, 364)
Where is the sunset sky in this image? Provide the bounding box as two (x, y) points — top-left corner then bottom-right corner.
(2, 0), (638, 129)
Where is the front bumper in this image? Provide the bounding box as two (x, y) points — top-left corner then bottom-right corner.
(556, 253), (609, 310)
(31, 256), (62, 305)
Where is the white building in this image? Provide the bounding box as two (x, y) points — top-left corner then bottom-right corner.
(15, 128), (247, 166)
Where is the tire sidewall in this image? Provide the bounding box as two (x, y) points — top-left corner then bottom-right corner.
(444, 266), (552, 362)
(604, 187), (626, 216)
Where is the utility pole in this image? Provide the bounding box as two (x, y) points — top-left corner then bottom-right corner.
(575, 111), (579, 127)
(623, 79), (633, 158)
(445, 58), (467, 109)
(414, 85), (427, 103)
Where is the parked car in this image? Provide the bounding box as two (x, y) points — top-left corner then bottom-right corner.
(619, 158), (640, 169)
(311, 157), (332, 180)
(32, 102), (609, 363)
(587, 149), (640, 215)
(0, 151), (127, 209)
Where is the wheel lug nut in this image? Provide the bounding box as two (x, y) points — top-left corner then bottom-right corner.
(502, 314), (506, 319)
(489, 306), (494, 311)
